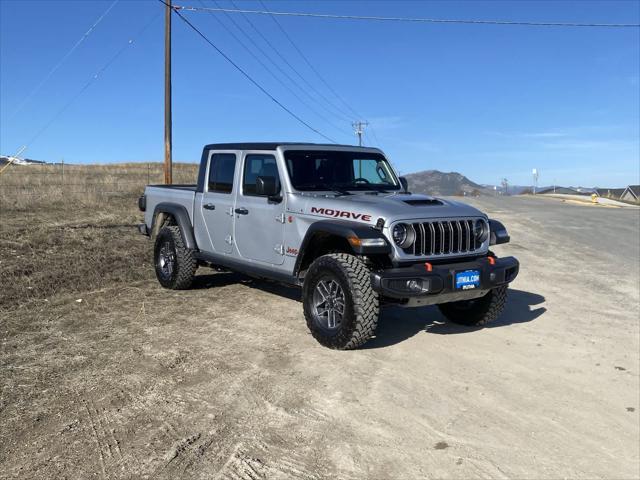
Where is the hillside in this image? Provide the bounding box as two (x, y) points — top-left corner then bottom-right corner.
(404, 170), (489, 196)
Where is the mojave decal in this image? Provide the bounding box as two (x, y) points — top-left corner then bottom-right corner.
(310, 207), (372, 222)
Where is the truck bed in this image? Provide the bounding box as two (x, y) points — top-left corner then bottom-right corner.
(143, 184), (197, 230)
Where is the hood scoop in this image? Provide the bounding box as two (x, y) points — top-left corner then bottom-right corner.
(403, 199), (443, 206)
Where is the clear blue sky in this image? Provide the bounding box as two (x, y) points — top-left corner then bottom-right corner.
(1, 0), (638, 187)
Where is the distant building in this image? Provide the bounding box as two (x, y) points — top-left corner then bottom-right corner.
(621, 185), (640, 203)
(537, 187), (580, 195)
(595, 188), (626, 199)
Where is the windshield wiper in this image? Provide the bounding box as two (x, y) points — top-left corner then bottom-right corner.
(368, 188), (391, 195)
(296, 183), (352, 196)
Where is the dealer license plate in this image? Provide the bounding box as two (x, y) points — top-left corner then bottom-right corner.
(455, 270), (480, 290)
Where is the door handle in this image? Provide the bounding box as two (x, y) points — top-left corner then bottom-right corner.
(235, 207), (249, 215)
(203, 203), (215, 210)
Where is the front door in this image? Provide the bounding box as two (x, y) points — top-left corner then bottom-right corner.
(200, 151), (238, 254)
(234, 152), (286, 265)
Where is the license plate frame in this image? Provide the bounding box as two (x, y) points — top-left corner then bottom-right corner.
(455, 270), (481, 290)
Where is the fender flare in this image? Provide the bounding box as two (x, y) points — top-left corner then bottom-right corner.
(489, 219), (510, 245)
(151, 202), (198, 250)
(294, 220), (390, 275)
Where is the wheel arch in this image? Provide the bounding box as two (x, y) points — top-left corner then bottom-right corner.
(294, 220), (390, 277)
(151, 203), (198, 250)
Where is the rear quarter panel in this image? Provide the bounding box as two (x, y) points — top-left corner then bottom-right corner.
(143, 186), (196, 230)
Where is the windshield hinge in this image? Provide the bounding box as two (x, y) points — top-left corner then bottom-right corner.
(276, 213), (286, 223)
(274, 244), (285, 255)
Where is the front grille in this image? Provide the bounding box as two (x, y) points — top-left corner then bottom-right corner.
(402, 219), (481, 257)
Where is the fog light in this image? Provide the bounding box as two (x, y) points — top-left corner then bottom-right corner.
(388, 278), (430, 293)
(406, 279), (429, 293)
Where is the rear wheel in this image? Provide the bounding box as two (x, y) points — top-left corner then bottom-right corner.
(154, 226), (197, 289)
(303, 253), (379, 349)
(438, 285), (508, 326)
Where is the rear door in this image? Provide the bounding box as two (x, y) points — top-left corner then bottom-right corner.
(200, 151), (238, 254)
(234, 152), (286, 265)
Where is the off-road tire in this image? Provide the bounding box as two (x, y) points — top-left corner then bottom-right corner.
(154, 226), (197, 290)
(438, 285), (508, 326)
(302, 253), (379, 349)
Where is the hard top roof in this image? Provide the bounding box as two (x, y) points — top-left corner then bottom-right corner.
(203, 142), (381, 151)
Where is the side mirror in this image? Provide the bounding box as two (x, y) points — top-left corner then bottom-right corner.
(256, 175), (278, 197)
(399, 176), (409, 193)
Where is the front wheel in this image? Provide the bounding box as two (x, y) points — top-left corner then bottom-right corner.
(302, 253), (379, 349)
(438, 285), (508, 326)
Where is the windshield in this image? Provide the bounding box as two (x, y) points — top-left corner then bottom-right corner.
(284, 150), (400, 192)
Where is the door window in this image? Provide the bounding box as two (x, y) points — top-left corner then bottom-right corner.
(243, 154), (281, 196)
(208, 153), (237, 193)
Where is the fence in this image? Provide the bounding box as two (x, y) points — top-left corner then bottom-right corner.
(0, 162), (199, 207)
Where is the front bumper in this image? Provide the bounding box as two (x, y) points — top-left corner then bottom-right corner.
(370, 256), (519, 307)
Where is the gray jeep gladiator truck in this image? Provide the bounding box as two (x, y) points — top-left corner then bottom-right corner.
(138, 143), (519, 349)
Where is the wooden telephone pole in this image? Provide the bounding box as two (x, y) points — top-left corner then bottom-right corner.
(164, 0), (172, 184)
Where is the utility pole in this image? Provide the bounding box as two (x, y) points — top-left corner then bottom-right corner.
(501, 178), (509, 196)
(164, 0), (173, 184)
(352, 121), (368, 147)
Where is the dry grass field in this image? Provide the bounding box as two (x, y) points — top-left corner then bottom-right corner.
(0, 163), (197, 308)
(1, 166), (638, 479)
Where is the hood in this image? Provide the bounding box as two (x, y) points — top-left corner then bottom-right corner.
(290, 191), (486, 224)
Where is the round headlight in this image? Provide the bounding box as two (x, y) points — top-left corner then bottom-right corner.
(392, 223), (414, 248)
(392, 224), (407, 245)
(474, 219), (488, 243)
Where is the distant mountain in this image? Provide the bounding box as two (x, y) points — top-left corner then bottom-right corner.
(0, 155), (46, 166)
(405, 170), (490, 196)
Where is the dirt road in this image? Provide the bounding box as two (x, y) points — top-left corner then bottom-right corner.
(1, 196), (638, 479)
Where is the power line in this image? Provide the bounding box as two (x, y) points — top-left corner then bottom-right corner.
(257, 0), (388, 149)
(198, 0), (348, 138)
(8, 0), (120, 121)
(256, 0), (360, 121)
(226, 0), (353, 125)
(366, 125), (384, 149)
(257, 0), (381, 147)
(173, 5), (640, 28)
(17, 13), (160, 155)
(161, 1), (337, 143)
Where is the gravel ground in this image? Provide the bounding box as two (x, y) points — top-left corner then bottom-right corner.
(1, 196), (638, 479)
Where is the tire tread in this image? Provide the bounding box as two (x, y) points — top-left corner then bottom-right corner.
(303, 253), (379, 349)
(154, 226), (197, 290)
